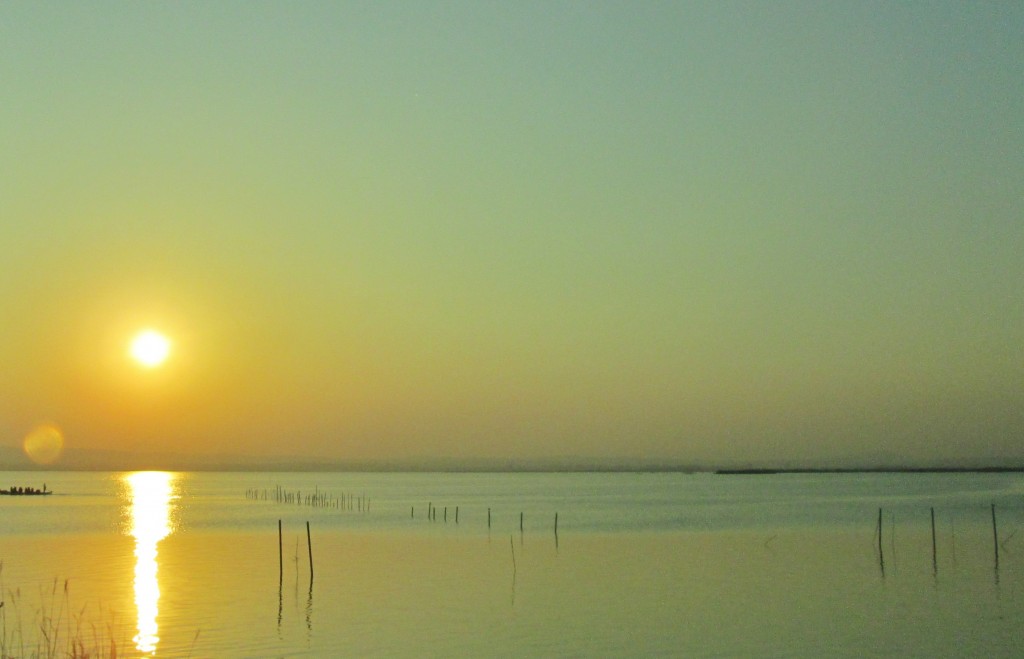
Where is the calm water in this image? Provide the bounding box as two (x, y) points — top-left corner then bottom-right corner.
(1, 471), (1023, 657)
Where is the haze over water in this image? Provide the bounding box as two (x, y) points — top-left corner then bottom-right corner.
(2, 470), (1023, 657)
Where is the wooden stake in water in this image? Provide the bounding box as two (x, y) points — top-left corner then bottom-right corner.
(488, 507), (491, 529)
(455, 506), (459, 524)
(306, 521), (314, 584)
(991, 503), (999, 570)
(278, 519), (283, 584)
(931, 507), (937, 575)
(520, 512), (524, 533)
(877, 508), (885, 574)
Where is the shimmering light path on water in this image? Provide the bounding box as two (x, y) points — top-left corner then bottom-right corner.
(125, 472), (177, 655)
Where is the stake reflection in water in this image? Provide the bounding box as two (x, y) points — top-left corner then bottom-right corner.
(125, 472), (177, 655)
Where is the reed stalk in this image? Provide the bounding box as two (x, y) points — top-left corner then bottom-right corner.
(0, 572), (135, 659)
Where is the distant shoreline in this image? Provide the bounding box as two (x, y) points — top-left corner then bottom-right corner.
(2, 463), (1023, 474)
(716, 467), (1024, 475)
(2, 447), (1023, 474)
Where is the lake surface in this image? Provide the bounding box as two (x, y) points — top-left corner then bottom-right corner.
(1, 471), (1022, 657)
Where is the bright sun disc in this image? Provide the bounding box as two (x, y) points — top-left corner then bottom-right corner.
(130, 330), (171, 368)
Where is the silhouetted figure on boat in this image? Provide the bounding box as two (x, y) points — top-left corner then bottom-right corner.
(1, 485), (52, 495)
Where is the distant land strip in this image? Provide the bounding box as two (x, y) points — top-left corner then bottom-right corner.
(3, 445), (1023, 473)
(716, 467), (1024, 474)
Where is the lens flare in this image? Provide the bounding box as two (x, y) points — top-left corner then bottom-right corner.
(23, 424), (64, 465)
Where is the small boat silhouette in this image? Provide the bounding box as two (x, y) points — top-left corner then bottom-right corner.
(0, 486), (52, 496)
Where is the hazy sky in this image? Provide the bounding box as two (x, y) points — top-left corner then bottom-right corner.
(2, 2), (1021, 467)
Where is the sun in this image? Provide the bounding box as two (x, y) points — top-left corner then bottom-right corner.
(130, 329), (171, 368)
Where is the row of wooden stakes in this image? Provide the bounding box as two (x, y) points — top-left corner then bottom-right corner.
(415, 504), (560, 545)
(875, 503), (1005, 576)
(247, 486), (370, 513)
(273, 507), (562, 588)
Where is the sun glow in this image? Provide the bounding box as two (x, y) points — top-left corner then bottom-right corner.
(130, 330), (171, 368)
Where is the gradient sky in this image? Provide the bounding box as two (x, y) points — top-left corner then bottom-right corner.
(2, 2), (1021, 467)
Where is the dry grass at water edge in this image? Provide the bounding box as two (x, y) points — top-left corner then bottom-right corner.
(0, 561), (135, 659)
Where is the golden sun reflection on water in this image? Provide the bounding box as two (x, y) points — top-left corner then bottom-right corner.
(125, 472), (177, 655)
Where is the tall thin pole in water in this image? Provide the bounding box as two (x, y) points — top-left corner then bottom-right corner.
(930, 507), (937, 575)
(877, 508), (884, 575)
(991, 504), (999, 570)
(278, 519), (283, 584)
(306, 521), (314, 584)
